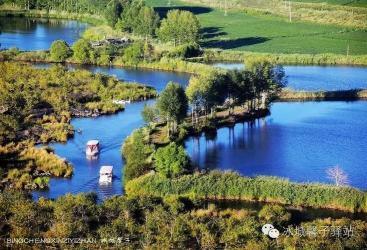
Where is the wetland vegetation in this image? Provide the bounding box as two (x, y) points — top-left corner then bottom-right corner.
(1, 0), (367, 248)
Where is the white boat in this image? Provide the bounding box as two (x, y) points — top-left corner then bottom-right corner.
(112, 99), (131, 105)
(86, 140), (99, 157)
(99, 165), (113, 183)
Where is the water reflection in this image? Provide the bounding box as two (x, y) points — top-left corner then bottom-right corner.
(32, 69), (190, 200)
(0, 17), (88, 50)
(185, 101), (367, 190)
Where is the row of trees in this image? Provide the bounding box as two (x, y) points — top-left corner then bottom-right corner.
(187, 61), (286, 124)
(1, 191), (365, 249)
(2, 0), (111, 15)
(142, 61), (286, 137)
(3, 0), (201, 45)
(105, 1), (201, 45)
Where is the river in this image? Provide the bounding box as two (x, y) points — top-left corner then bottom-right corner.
(210, 62), (367, 91)
(2, 17), (366, 198)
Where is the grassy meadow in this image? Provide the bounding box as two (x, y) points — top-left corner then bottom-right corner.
(289, 0), (367, 7)
(146, 0), (367, 55)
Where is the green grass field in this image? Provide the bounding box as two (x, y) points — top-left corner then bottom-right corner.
(147, 0), (367, 55)
(290, 0), (367, 7)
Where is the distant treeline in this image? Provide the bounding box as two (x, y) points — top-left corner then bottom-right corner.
(1, 0), (111, 16)
(201, 50), (367, 66)
(279, 89), (367, 101)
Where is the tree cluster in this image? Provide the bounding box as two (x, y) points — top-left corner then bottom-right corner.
(186, 61), (286, 124)
(1, 191), (366, 249)
(3, 0), (112, 15)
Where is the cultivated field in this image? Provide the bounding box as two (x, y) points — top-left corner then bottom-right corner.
(147, 0), (367, 54)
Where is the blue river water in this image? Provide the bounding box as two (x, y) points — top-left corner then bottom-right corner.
(211, 62), (367, 91)
(185, 101), (367, 189)
(0, 16), (87, 50)
(4, 16), (364, 198)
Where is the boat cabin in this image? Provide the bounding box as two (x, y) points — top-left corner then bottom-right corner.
(86, 140), (99, 157)
(99, 165), (113, 183)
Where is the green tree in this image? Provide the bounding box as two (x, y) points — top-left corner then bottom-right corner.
(153, 142), (190, 178)
(248, 60), (287, 109)
(119, 0), (144, 32)
(105, 0), (124, 27)
(123, 42), (143, 66)
(141, 104), (157, 126)
(157, 10), (200, 46)
(72, 39), (91, 63)
(156, 82), (188, 136)
(186, 70), (226, 121)
(50, 40), (70, 62)
(136, 6), (159, 38)
(122, 128), (154, 181)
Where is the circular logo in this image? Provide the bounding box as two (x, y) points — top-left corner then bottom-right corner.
(261, 224), (274, 235)
(268, 228), (280, 239)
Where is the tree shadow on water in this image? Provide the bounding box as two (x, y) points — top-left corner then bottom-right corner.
(200, 27), (228, 39)
(201, 37), (270, 50)
(154, 6), (213, 18)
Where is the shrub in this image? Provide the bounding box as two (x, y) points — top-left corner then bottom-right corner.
(50, 40), (71, 62)
(153, 142), (190, 178)
(72, 39), (91, 63)
(122, 128), (154, 182)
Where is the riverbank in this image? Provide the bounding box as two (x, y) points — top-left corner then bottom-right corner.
(125, 171), (367, 213)
(0, 142), (73, 190)
(199, 50), (367, 66)
(0, 49), (215, 75)
(0, 7), (104, 24)
(279, 88), (367, 101)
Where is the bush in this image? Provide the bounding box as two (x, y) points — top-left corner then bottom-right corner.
(258, 204), (291, 226)
(123, 42), (143, 66)
(153, 142), (191, 178)
(122, 128), (154, 182)
(50, 40), (71, 62)
(72, 39), (91, 63)
(169, 43), (203, 59)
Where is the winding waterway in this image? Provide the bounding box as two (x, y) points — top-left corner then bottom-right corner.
(2, 17), (366, 198)
(33, 65), (190, 200)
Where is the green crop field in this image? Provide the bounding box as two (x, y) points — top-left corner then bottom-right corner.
(147, 0), (367, 55)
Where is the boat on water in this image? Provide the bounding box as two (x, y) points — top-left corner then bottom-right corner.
(112, 99), (131, 105)
(86, 140), (99, 157)
(99, 166), (113, 184)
